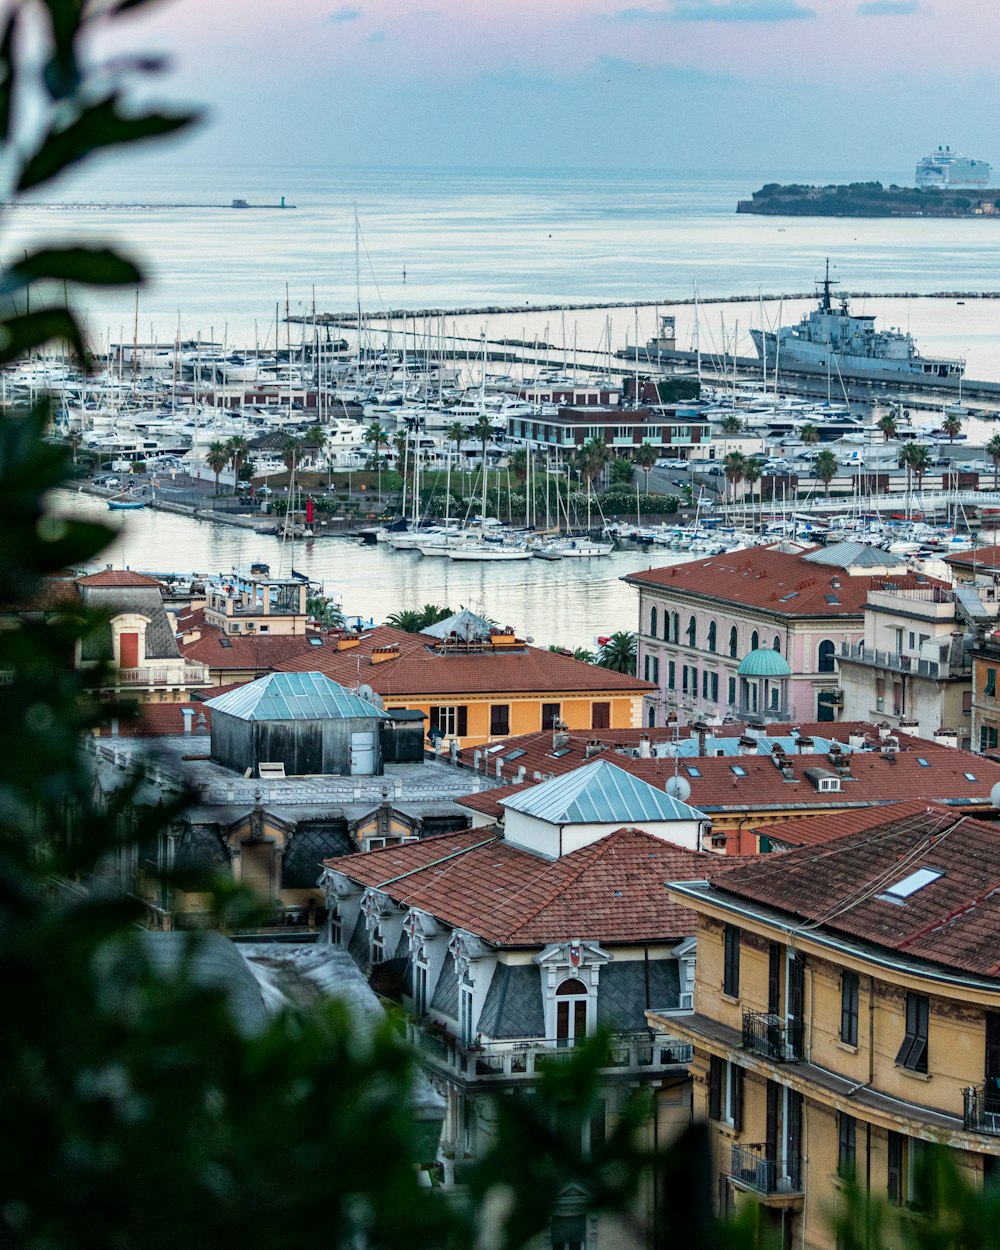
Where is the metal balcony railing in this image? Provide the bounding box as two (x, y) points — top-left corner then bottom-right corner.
(729, 1143), (802, 1196)
(963, 1082), (1000, 1136)
(839, 641), (968, 680)
(406, 1023), (692, 1081)
(742, 1010), (802, 1062)
(116, 665), (209, 687)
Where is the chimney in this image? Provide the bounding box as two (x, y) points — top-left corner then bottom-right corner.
(933, 727), (959, 749)
(180, 708), (194, 734)
(878, 722), (891, 740)
(370, 644), (400, 664)
(692, 720), (710, 756)
(638, 735), (651, 759)
(738, 735), (756, 755)
(795, 736), (814, 755)
(515, 765), (526, 784)
(552, 729), (570, 752)
(473, 749), (481, 773)
(848, 732), (865, 750)
(584, 739), (604, 759)
(746, 718), (765, 741)
(780, 762), (795, 779)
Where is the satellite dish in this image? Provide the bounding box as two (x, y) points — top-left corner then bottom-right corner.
(357, 683), (383, 709)
(664, 776), (692, 803)
(991, 780), (1000, 810)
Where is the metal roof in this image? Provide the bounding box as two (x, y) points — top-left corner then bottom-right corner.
(737, 647), (792, 678)
(499, 758), (704, 825)
(802, 541), (907, 571)
(421, 607), (494, 642)
(205, 671), (389, 722)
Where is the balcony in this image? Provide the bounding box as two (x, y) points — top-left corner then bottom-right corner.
(729, 1143), (803, 1203)
(742, 1010), (802, 1063)
(406, 1022), (693, 1084)
(116, 665), (210, 688)
(839, 641), (969, 680)
(963, 1083), (1000, 1136)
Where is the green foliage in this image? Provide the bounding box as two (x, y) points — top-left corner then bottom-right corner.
(385, 603), (453, 632)
(596, 630), (637, 676)
(609, 456), (635, 484)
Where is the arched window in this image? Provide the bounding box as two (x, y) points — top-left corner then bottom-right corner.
(671, 612), (680, 644)
(686, 615), (697, 648)
(773, 635), (781, 654)
(647, 704), (656, 728)
(817, 639), (836, 673)
(663, 613), (670, 641)
(751, 630), (759, 652)
(650, 605), (657, 638)
(707, 620), (717, 653)
(729, 625), (738, 658)
(555, 978), (589, 1046)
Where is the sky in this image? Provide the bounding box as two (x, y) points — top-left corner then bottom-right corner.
(103, 0), (997, 175)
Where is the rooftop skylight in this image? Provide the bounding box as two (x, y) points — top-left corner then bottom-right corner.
(879, 866), (943, 902)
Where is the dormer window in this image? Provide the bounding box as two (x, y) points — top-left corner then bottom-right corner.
(555, 978), (589, 1047)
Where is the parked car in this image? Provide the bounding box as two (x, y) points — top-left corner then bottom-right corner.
(659, 458), (689, 470)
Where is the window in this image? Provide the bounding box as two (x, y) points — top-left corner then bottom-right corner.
(429, 705), (468, 738)
(591, 701), (610, 730)
(841, 970), (859, 1046)
(490, 704), (510, 736)
(981, 726), (999, 752)
(773, 635), (781, 653)
(708, 1055), (743, 1130)
(555, 977), (589, 1046)
(750, 630), (759, 652)
(888, 1131), (904, 1205)
(328, 906), (342, 945)
(818, 639), (837, 673)
(644, 654), (651, 682)
(650, 605), (658, 637)
(723, 924), (740, 997)
(702, 669), (710, 699)
(896, 992), (929, 1073)
(987, 668), (997, 698)
(729, 625), (738, 658)
(668, 660), (676, 690)
(550, 1213), (587, 1250)
(837, 1112), (857, 1180)
(541, 703), (561, 730)
(728, 676), (737, 707)
(459, 974), (476, 1044)
(370, 924), (385, 967)
(413, 959), (429, 1015)
(651, 656), (659, 684)
(686, 615), (697, 647)
(707, 620), (717, 653)
(710, 672), (719, 702)
(671, 612), (679, 643)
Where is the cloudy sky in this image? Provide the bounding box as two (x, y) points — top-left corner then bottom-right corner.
(123, 0), (992, 176)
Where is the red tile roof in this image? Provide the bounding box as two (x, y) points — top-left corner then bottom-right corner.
(453, 730), (998, 815)
(328, 826), (733, 946)
(623, 545), (946, 618)
(749, 799), (951, 849)
(704, 807), (1000, 977)
(274, 625), (653, 697)
(177, 616), (322, 671)
(945, 545), (1000, 573)
(96, 702), (213, 736)
(76, 568), (163, 587)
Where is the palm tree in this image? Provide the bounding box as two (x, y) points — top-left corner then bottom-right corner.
(723, 450), (746, 508)
(635, 441), (657, 493)
(364, 420), (389, 468)
(509, 447), (529, 485)
(281, 436), (301, 475)
(385, 609), (423, 633)
(900, 442), (933, 518)
(799, 423), (819, 447)
(205, 440), (228, 496)
(743, 456), (762, 528)
(941, 412), (963, 444)
(416, 604), (452, 629)
(596, 631), (636, 676)
(878, 411), (899, 443)
(987, 433), (1000, 489)
(225, 434), (250, 490)
(471, 413), (494, 468)
(813, 449), (838, 499)
(720, 414), (742, 437)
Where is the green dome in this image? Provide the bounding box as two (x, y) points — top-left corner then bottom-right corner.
(737, 647), (792, 678)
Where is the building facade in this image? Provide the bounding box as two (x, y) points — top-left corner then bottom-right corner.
(649, 808), (1000, 1250)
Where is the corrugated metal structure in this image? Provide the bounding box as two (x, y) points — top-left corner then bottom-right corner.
(206, 672), (388, 777)
(499, 758), (702, 825)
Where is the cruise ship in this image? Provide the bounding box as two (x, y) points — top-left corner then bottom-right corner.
(749, 264), (965, 383)
(915, 146), (992, 188)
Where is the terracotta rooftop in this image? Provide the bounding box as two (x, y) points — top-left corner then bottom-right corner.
(327, 826), (733, 946)
(274, 624), (653, 697)
(748, 799), (952, 849)
(699, 807), (1000, 978)
(96, 702), (213, 737)
(623, 544), (947, 617)
(76, 568), (164, 588)
(945, 545), (1000, 572)
(176, 610), (323, 671)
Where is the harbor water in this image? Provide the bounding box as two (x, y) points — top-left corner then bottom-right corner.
(59, 490), (687, 652)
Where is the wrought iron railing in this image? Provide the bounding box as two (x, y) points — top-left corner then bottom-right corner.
(963, 1082), (1000, 1136)
(729, 1143), (802, 1196)
(406, 1024), (692, 1081)
(742, 1010), (802, 1062)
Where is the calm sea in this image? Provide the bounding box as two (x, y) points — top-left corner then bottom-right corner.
(8, 162), (1000, 378)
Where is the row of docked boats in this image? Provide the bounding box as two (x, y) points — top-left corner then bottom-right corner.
(372, 520), (614, 560)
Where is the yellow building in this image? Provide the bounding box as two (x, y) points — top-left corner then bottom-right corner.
(648, 806), (1000, 1250)
(971, 633), (1000, 755)
(276, 609), (652, 749)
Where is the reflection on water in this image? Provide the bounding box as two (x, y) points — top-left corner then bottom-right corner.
(58, 491), (683, 651)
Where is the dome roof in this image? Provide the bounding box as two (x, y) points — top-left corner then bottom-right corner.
(737, 647), (792, 678)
